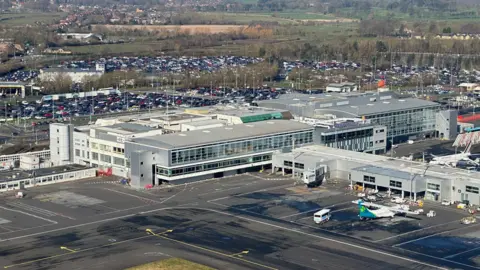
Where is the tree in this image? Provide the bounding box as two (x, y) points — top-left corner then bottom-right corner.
(39, 73), (73, 94)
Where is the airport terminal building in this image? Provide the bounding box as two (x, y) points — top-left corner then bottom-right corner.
(257, 91), (457, 142)
(272, 145), (480, 205)
(125, 120), (314, 187)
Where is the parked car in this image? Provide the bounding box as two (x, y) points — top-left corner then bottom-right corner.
(441, 199), (453, 206)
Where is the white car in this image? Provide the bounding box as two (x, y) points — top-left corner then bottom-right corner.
(391, 197), (405, 204)
(441, 200), (453, 206)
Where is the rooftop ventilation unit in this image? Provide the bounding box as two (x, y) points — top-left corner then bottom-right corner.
(179, 134), (187, 136)
(202, 130), (211, 133)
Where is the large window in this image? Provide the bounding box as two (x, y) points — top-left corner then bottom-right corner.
(427, 183), (440, 191)
(390, 180), (402, 188)
(158, 154), (271, 177)
(466, 185), (479, 194)
(284, 161), (293, 167)
(170, 131), (313, 165)
(363, 175), (375, 183)
(92, 152), (99, 160)
(100, 154), (111, 163)
(113, 157), (124, 166)
(75, 149), (80, 157)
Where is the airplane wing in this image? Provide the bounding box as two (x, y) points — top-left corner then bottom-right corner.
(389, 207), (420, 215)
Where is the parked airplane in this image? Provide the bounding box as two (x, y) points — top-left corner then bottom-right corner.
(354, 200), (420, 220)
(429, 142), (477, 167)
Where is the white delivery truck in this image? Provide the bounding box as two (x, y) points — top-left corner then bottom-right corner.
(313, 209), (331, 224)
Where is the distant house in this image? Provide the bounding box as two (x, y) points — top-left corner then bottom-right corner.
(459, 83), (479, 92)
(57, 33), (103, 42)
(326, 82), (358, 93)
(43, 48), (72, 55)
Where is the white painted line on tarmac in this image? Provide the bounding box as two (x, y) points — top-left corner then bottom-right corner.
(0, 206), (57, 224)
(395, 246), (479, 270)
(103, 188), (161, 203)
(394, 223), (480, 247)
(197, 186), (244, 196)
(375, 219), (461, 243)
(190, 207), (449, 270)
(0, 204), (459, 270)
(234, 183), (294, 197)
(444, 246), (480, 259)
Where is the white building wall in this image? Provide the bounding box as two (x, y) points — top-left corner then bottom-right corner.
(216, 114), (243, 125)
(181, 122), (225, 132)
(50, 123), (72, 166)
(73, 132), (90, 166)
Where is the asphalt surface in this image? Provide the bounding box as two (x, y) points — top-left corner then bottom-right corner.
(0, 174), (478, 270)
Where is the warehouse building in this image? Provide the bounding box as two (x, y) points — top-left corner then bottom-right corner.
(124, 120), (314, 187)
(257, 91), (456, 143)
(272, 145), (479, 204)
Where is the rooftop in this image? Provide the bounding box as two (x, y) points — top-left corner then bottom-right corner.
(129, 120), (313, 149)
(352, 165), (417, 181)
(259, 92), (440, 117)
(0, 81), (25, 86)
(283, 145), (480, 183)
(0, 164), (87, 183)
(96, 123), (154, 134)
(181, 119), (226, 127)
(149, 113), (208, 122)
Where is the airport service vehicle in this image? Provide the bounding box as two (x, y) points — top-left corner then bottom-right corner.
(457, 203), (467, 209)
(354, 200), (420, 220)
(391, 197), (406, 204)
(441, 200), (453, 206)
(314, 209), (331, 224)
(461, 216), (476, 225)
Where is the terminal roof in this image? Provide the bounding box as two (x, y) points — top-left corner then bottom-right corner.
(129, 120), (313, 149)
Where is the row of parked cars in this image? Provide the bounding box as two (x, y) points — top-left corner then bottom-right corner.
(0, 86), (286, 122)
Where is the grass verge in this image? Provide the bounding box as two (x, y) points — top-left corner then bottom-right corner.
(125, 258), (215, 270)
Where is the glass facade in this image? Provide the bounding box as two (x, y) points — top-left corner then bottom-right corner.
(170, 131), (313, 165)
(319, 128), (376, 151)
(364, 106), (439, 137)
(157, 154), (271, 177)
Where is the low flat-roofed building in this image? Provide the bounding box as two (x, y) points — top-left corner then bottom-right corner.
(180, 119), (226, 132)
(326, 82), (357, 93)
(51, 122), (164, 177)
(185, 106), (293, 125)
(0, 164), (96, 192)
(272, 145), (480, 204)
(0, 81), (26, 98)
(125, 120), (314, 187)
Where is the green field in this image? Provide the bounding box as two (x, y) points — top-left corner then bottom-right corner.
(0, 12), (66, 25)
(125, 258), (214, 270)
(200, 11), (348, 24)
(64, 42), (162, 55)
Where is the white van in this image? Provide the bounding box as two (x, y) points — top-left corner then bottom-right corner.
(313, 209), (331, 224)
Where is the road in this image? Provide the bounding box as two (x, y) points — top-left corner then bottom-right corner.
(0, 175), (475, 270)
